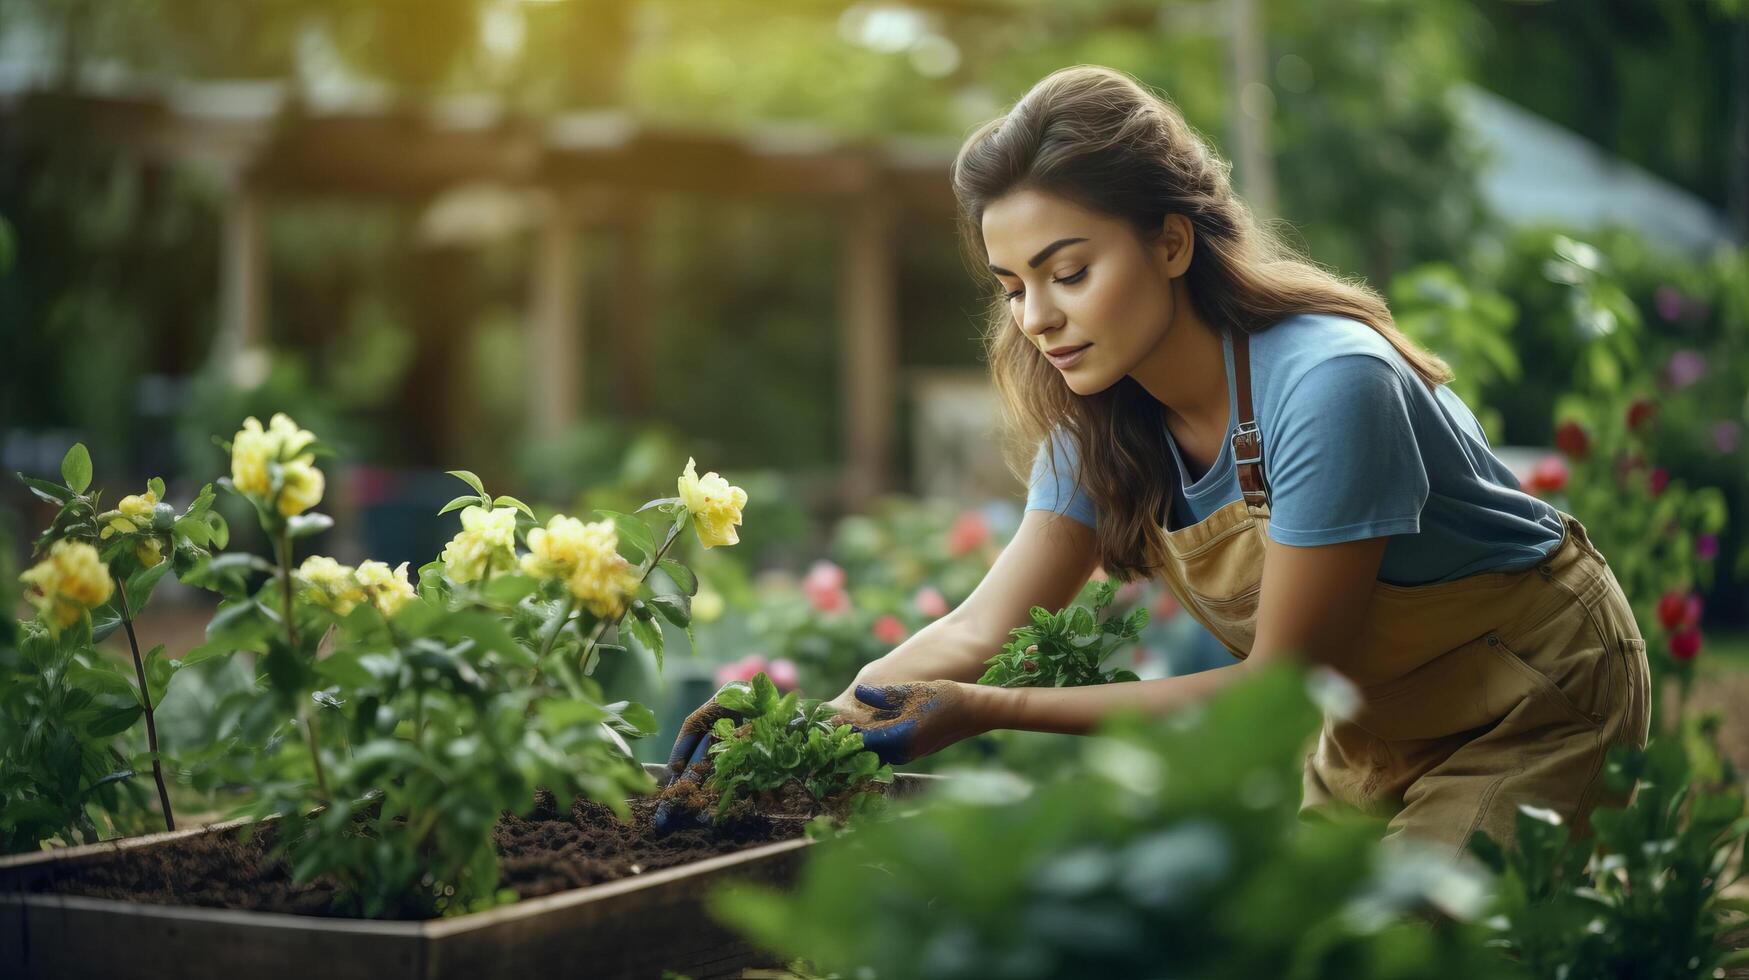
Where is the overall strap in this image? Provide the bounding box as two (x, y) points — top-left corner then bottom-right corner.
(1231, 331), (1271, 511)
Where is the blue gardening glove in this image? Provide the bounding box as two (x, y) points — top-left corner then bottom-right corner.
(652, 694), (740, 836)
(653, 674), (802, 836)
(842, 680), (973, 766)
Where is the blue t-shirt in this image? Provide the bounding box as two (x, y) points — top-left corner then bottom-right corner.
(1026, 313), (1564, 586)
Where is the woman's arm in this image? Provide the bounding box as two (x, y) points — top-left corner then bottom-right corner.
(973, 533), (1389, 734)
(841, 509), (1101, 691)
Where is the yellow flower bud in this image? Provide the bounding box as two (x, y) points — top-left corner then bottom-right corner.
(441, 505), (518, 584)
(277, 459), (325, 517)
(677, 458), (747, 549)
(20, 541), (114, 629)
(231, 413), (323, 517)
(356, 560), (416, 617)
(135, 537), (164, 570)
(519, 515), (638, 617)
(230, 417), (274, 497)
(296, 555), (365, 615)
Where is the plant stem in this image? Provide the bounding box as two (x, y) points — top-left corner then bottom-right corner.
(115, 583), (174, 833)
(278, 525), (329, 800)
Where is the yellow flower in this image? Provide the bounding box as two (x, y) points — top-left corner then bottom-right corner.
(230, 417), (274, 497)
(677, 458), (747, 549)
(20, 541), (114, 629)
(135, 537), (164, 570)
(691, 586), (725, 624)
(519, 515), (639, 617)
(356, 560), (416, 617)
(441, 505), (518, 584)
(277, 459), (325, 517)
(100, 489), (159, 539)
(230, 413), (323, 515)
(296, 555), (366, 615)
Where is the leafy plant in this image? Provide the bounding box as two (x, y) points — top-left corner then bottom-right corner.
(706, 672), (892, 817)
(1469, 732), (1749, 979)
(712, 664), (1513, 980)
(3, 444), (225, 850)
(977, 579), (1144, 688)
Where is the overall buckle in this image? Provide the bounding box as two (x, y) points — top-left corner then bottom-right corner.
(1232, 420), (1264, 466)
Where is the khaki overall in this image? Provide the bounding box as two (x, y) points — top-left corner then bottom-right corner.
(1157, 332), (1652, 860)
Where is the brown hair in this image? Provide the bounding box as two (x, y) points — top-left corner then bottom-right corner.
(952, 65), (1452, 580)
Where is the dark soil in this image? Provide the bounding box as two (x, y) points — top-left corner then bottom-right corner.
(19, 781), (841, 919)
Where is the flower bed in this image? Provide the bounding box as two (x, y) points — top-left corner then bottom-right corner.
(0, 765), (939, 979)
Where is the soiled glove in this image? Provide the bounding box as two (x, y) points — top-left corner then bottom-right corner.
(652, 694), (740, 836)
(840, 680), (974, 765)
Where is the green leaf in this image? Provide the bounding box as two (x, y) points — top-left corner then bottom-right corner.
(144, 644), (174, 704)
(286, 513), (334, 539)
(628, 615), (664, 671)
(148, 476), (166, 499)
(716, 680), (757, 714)
(603, 700), (659, 737)
(446, 469), (487, 498)
(637, 496), (682, 514)
(492, 494), (536, 518)
(657, 559), (698, 597)
(207, 511), (229, 550)
(594, 510), (655, 558)
(61, 443), (92, 493)
(19, 474), (74, 504)
(538, 698), (610, 729)
(648, 593), (691, 629)
(125, 560), (173, 612)
(437, 495), (478, 517)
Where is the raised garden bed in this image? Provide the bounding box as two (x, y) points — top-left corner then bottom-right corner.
(1, 764), (938, 979)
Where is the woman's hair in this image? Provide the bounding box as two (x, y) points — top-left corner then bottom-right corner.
(952, 65), (1452, 580)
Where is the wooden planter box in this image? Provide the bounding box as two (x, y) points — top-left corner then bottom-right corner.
(1, 765), (937, 979)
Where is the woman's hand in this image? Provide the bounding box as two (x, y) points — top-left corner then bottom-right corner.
(834, 680), (1003, 765)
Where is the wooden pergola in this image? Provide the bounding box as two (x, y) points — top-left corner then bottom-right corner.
(6, 83), (964, 507)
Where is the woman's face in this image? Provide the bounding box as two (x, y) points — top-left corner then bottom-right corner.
(981, 188), (1191, 396)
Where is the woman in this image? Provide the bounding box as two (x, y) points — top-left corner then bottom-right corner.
(665, 65), (1650, 859)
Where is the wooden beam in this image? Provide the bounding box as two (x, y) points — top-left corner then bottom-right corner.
(215, 180), (267, 386)
(528, 193), (583, 438)
(839, 195), (898, 509)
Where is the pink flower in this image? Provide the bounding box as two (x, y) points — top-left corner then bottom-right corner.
(1712, 421), (1742, 454)
(946, 511), (990, 558)
(1654, 286), (1686, 322)
(802, 561), (851, 614)
(1663, 349), (1706, 390)
(767, 658), (799, 692)
(1697, 534), (1719, 561)
(913, 586), (949, 619)
(714, 653), (770, 687)
(803, 560), (846, 594)
(872, 614), (909, 645)
(1649, 467), (1670, 497)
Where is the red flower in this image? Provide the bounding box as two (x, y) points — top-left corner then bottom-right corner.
(1554, 420), (1591, 460)
(1526, 456), (1568, 495)
(872, 614), (909, 645)
(1668, 628), (1702, 662)
(1657, 591), (1703, 631)
(1649, 467), (1670, 496)
(946, 511), (991, 558)
(1625, 399), (1657, 431)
